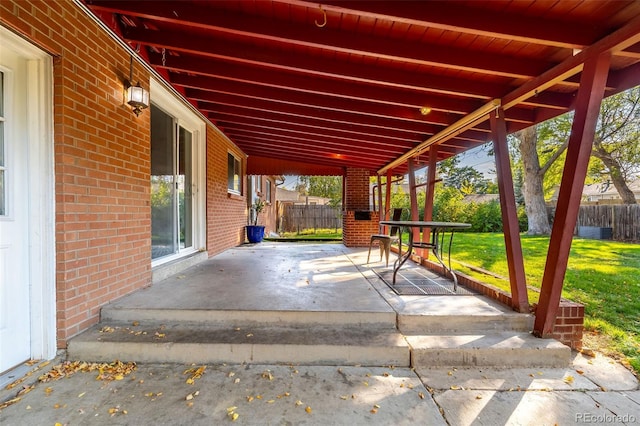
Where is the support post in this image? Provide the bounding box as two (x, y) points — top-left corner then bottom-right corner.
(421, 147), (438, 257)
(491, 108), (529, 313)
(385, 169), (392, 217)
(534, 52), (611, 337)
(407, 158), (421, 254)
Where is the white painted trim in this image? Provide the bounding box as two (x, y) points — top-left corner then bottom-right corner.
(0, 26), (56, 361)
(150, 80), (207, 265)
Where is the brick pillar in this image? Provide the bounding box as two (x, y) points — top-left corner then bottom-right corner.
(551, 300), (584, 350)
(343, 168), (377, 247)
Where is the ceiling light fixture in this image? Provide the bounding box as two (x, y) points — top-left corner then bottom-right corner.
(420, 106), (431, 115)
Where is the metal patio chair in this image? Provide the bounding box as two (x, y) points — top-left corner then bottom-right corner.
(367, 207), (405, 267)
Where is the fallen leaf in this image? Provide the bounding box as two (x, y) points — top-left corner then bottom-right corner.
(305, 406), (312, 414)
(0, 397), (21, 410)
(78, 392), (86, 398)
(564, 375), (574, 384)
(418, 392), (425, 399)
(295, 400), (303, 406)
(261, 370), (274, 381)
(450, 385), (461, 390)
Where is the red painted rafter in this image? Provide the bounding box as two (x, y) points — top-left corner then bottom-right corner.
(292, 1), (609, 49)
(221, 124), (412, 156)
(91, 1), (556, 78)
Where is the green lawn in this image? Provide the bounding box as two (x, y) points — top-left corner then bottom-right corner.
(269, 228), (342, 240)
(446, 233), (639, 374)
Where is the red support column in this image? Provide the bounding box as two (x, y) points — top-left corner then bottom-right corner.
(421, 147), (438, 257)
(385, 169), (392, 216)
(407, 158), (421, 254)
(534, 52), (611, 337)
(491, 108), (529, 313)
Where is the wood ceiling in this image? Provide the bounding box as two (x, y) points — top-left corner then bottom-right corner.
(85, 0), (640, 176)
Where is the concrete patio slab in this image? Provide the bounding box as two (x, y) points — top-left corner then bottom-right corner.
(434, 388), (624, 426)
(0, 364), (444, 426)
(111, 243), (393, 314)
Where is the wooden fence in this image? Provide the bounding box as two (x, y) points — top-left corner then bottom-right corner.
(279, 204), (342, 233)
(575, 204), (640, 242)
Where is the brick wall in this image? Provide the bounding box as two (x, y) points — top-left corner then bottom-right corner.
(343, 168), (378, 246)
(343, 210), (380, 247)
(344, 168), (370, 210)
(206, 127), (248, 255)
(1, 0), (154, 346)
(1, 1), (253, 347)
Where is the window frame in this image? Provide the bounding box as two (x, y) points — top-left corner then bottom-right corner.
(227, 151), (242, 195)
(266, 179), (272, 203)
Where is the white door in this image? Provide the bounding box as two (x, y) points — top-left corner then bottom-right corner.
(0, 43), (32, 372)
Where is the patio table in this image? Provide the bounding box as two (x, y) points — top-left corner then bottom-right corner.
(379, 221), (471, 291)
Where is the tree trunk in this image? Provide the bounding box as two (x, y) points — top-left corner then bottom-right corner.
(592, 144), (638, 204)
(518, 126), (552, 235)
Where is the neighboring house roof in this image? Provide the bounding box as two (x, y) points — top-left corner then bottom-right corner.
(582, 178), (640, 201)
(276, 187), (331, 205)
(276, 187), (301, 202)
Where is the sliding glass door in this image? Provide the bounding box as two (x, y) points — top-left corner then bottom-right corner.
(151, 105), (193, 260)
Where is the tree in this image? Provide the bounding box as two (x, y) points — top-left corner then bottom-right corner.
(512, 123), (569, 235)
(438, 157), (494, 194)
(590, 87), (640, 204)
(513, 87), (640, 235)
(296, 175), (343, 207)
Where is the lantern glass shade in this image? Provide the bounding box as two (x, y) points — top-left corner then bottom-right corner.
(126, 83), (149, 116)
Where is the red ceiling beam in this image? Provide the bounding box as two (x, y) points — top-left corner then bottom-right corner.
(124, 28), (508, 101)
(216, 118), (417, 150)
(222, 125), (412, 156)
(202, 101), (490, 146)
(297, 1), (604, 49)
(209, 110), (423, 144)
(503, 14), (640, 110)
(144, 50), (496, 116)
(246, 156), (344, 176)
(93, 1), (555, 78)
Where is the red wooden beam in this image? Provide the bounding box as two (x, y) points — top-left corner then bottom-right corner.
(92, 1), (555, 78)
(304, 1), (601, 48)
(407, 158), (421, 253)
(533, 52), (611, 337)
(420, 147), (439, 258)
(491, 108), (529, 313)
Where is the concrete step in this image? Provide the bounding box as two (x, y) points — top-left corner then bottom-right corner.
(406, 332), (571, 368)
(399, 312), (534, 335)
(67, 322), (411, 367)
(100, 306), (398, 330)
